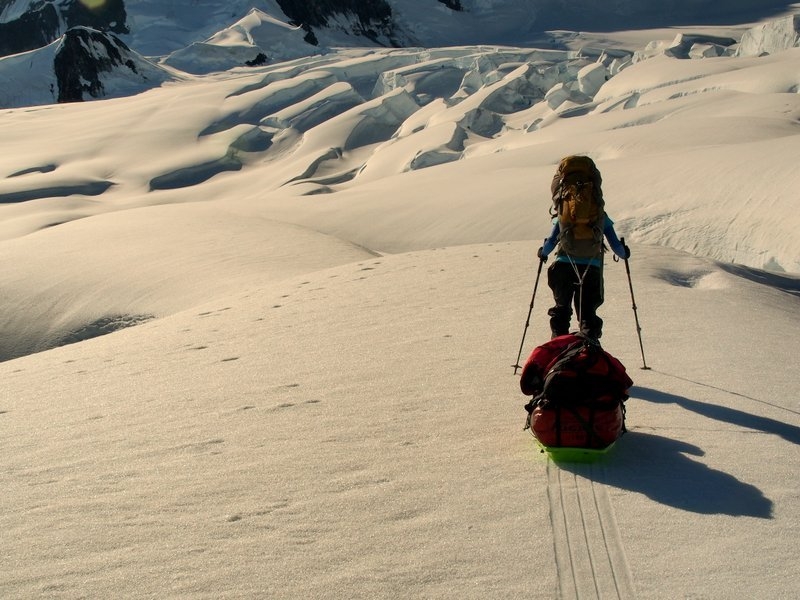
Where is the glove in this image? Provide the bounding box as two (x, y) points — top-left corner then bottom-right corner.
(623, 244), (631, 259)
(537, 246), (547, 263)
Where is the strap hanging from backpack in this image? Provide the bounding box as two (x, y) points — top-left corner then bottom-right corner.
(565, 254), (590, 321)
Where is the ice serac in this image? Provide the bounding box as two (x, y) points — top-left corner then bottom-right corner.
(261, 82), (364, 132)
(200, 71), (340, 136)
(737, 15), (800, 57)
(278, 87), (421, 187)
(54, 26), (173, 103)
(634, 33), (737, 62)
(665, 33), (737, 59)
(345, 87), (420, 149)
(538, 53), (611, 111)
(688, 43), (726, 59)
(577, 62), (608, 96)
(356, 120), (468, 182)
(373, 57), (469, 104)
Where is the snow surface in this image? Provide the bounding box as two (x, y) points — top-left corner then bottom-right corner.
(2, 5), (800, 600)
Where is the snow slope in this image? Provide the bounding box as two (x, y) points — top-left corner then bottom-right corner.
(1, 8), (799, 600)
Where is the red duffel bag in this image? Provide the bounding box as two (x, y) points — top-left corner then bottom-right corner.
(520, 334), (632, 449)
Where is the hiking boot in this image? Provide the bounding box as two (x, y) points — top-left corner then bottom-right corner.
(581, 327), (602, 339)
(580, 318), (602, 340)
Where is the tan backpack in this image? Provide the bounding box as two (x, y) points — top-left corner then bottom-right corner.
(550, 155), (605, 259)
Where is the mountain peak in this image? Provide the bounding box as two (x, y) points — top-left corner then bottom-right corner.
(0, 0), (128, 58)
(46, 26), (174, 104)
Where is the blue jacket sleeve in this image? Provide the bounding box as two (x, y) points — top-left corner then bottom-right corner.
(540, 220), (560, 257)
(603, 215), (627, 258)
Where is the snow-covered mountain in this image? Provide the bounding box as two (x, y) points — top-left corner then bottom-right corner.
(0, 0), (127, 56)
(0, 0), (416, 104)
(160, 9), (316, 75)
(0, 26), (179, 107)
(2, 0), (797, 60)
(2, 1), (799, 107)
(3, 2), (800, 108)
(0, 0), (403, 59)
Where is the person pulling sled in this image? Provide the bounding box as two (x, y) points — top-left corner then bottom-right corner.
(513, 156), (644, 457)
(538, 155), (630, 340)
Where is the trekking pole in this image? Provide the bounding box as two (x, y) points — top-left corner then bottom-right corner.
(621, 237), (650, 370)
(513, 255), (545, 374)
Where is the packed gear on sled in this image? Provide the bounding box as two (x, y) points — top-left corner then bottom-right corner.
(520, 333), (632, 449)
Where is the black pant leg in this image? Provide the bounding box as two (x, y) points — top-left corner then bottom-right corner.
(547, 261), (575, 336)
(577, 265), (604, 338)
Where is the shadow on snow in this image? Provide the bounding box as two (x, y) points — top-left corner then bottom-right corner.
(554, 384), (789, 519)
(560, 428), (774, 519)
(632, 385), (800, 445)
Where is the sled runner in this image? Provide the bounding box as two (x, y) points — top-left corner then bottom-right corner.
(534, 439), (617, 463)
(520, 333), (633, 457)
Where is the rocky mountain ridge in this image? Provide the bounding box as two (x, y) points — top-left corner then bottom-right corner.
(1, 1), (798, 108)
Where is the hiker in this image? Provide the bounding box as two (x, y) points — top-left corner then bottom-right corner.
(538, 156), (629, 339)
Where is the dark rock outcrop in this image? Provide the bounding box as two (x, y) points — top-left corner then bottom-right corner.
(53, 26), (158, 103)
(275, 0), (399, 46)
(0, 1), (61, 56)
(0, 0), (127, 58)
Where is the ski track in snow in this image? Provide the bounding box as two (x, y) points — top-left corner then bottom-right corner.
(547, 459), (636, 600)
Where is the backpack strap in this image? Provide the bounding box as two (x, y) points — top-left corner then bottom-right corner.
(542, 335), (599, 385)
